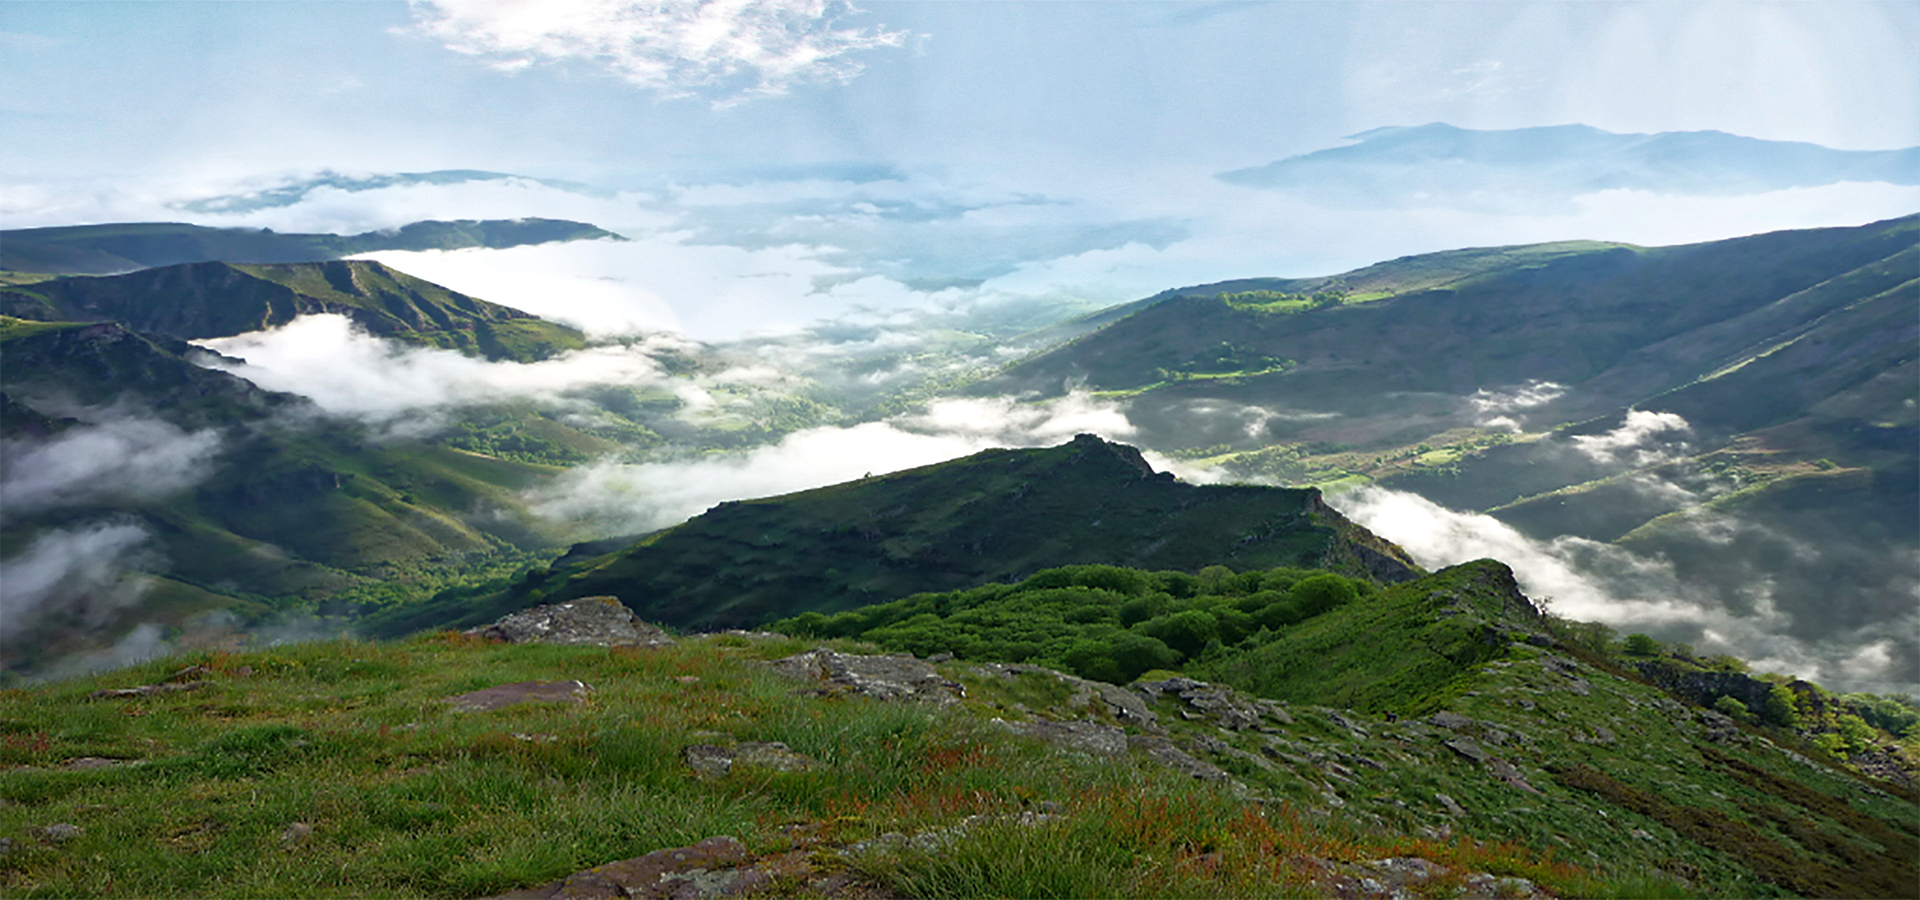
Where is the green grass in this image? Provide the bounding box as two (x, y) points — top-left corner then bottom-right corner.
(0, 634), (1608, 900)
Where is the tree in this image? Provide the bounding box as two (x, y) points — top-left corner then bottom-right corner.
(1622, 633), (1660, 656)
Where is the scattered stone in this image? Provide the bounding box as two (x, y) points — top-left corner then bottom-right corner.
(465, 597), (675, 648)
(280, 822), (313, 845)
(684, 742), (819, 779)
(1127, 735), (1234, 784)
(1326, 710), (1371, 738)
(1485, 758), (1542, 794)
(1133, 676), (1294, 730)
(1434, 793), (1467, 816)
(88, 681), (206, 700)
(62, 757), (132, 770)
(511, 733), (558, 743)
(1696, 709), (1741, 744)
(0, 837), (11, 857)
(995, 718), (1127, 756)
(484, 835), (887, 900)
(1427, 711), (1475, 731)
(445, 680), (593, 713)
(37, 823), (82, 843)
(1444, 739), (1490, 763)
(773, 650), (964, 705)
(1458, 873), (1544, 899)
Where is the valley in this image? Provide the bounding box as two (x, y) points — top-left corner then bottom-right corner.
(1, 212), (1916, 898)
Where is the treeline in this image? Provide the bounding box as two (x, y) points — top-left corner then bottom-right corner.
(774, 563), (1375, 684)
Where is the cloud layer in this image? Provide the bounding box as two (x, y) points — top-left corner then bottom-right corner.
(0, 521), (157, 643)
(410, 0), (907, 103)
(1330, 485), (1918, 694)
(525, 393), (1139, 537)
(198, 314), (696, 424)
(0, 416), (222, 516)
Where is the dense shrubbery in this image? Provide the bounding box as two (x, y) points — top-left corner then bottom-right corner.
(773, 563), (1374, 684)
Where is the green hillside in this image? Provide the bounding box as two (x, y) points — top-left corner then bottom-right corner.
(378, 435), (1421, 638)
(1, 561), (1912, 898)
(0, 319), (573, 676)
(0, 259), (587, 362)
(0, 219), (620, 276)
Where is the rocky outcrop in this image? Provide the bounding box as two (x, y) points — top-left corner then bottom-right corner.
(769, 650), (965, 705)
(466, 597), (675, 648)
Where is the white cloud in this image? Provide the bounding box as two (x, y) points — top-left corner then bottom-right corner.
(524, 392), (1136, 536)
(0, 521), (157, 642)
(409, 0), (907, 104)
(1328, 484), (1919, 693)
(197, 314), (691, 425)
(1570, 409), (1690, 465)
(1468, 380), (1565, 431)
(0, 415), (222, 516)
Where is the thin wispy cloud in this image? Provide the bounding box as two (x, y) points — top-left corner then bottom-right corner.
(409, 0), (908, 104)
(0, 415), (222, 516)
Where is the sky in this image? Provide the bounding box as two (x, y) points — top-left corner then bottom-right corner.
(3, 1), (1918, 688)
(3, 2), (1918, 339)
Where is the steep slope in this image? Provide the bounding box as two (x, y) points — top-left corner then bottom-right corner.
(0, 218), (619, 275)
(389, 435), (1420, 636)
(0, 318), (569, 675)
(989, 214), (1914, 439)
(0, 259), (586, 361)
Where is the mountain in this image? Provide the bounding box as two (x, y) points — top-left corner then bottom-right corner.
(0, 259), (587, 362)
(983, 215), (1918, 690)
(0, 218), (621, 276)
(1219, 122), (1920, 210)
(369, 434), (1422, 638)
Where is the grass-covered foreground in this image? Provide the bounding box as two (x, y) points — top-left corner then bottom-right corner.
(0, 631), (1620, 899)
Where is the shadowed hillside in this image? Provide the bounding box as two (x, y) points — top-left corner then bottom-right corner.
(374, 435), (1421, 637)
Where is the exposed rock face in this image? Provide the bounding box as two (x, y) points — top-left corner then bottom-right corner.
(446, 680), (593, 713)
(466, 597), (675, 648)
(769, 650), (965, 705)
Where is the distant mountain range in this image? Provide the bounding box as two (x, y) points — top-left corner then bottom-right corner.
(0, 218), (621, 276)
(1219, 123), (1920, 210)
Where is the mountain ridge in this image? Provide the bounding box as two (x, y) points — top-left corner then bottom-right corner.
(0, 218), (621, 276)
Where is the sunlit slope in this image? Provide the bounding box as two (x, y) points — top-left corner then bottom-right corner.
(0, 259), (586, 362)
(990, 214), (1916, 447)
(0, 218), (619, 275)
(408, 435), (1422, 636)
